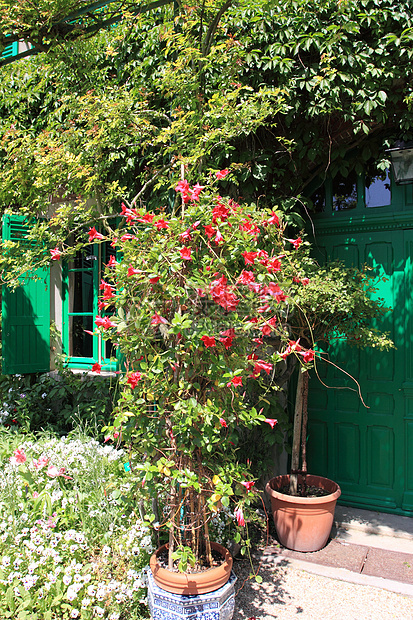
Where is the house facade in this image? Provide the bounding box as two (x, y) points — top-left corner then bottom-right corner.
(307, 166), (413, 516)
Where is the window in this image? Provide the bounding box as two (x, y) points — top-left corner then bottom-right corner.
(332, 171), (358, 211)
(313, 163), (393, 214)
(62, 240), (118, 371)
(365, 169), (391, 208)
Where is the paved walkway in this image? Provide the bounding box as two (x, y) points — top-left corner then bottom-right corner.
(232, 506), (413, 618)
(262, 505), (413, 597)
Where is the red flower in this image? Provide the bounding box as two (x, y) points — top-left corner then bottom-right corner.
(241, 480), (255, 492)
(242, 251), (258, 265)
(179, 247), (192, 260)
(154, 218), (169, 230)
(210, 275), (239, 311)
(238, 270), (255, 286)
(214, 230), (224, 245)
(216, 169), (230, 179)
(219, 418), (228, 428)
(138, 212), (155, 224)
(120, 233), (136, 242)
(201, 335), (216, 347)
(268, 282), (287, 303)
(102, 284), (115, 300)
(127, 372), (142, 389)
(127, 265), (141, 277)
(175, 179), (190, 194)
(95, 316), (116, 329)
(151, 313), (168, 325)
(221, 328), (235, 338)
(261, 325), (272, 336)
(190, 183), (205, 201)
(234, 507), (245, 527)
(263, 211), (279, 227)
(179, 229), (192, 242)
(88, 227), (104, 242)
(301, 349), (315, 363)
(280, 339), (302, 359)
(265, 418), (278, 428)
(50, 247), (61, 260)
(212, 202), (229, 223)
(149, 275), (160, 284)
(204, 224), (216, 239)
(120, 203), (138, 224)
(267, 258), (282, 273)
(253, 360), (273, 375)
(227, 376), (242, 387)
(107, 255), (118, 267)
(92, 362), (102, 374)
(288, 237), (302, 249)
(219, 336), (234, 349)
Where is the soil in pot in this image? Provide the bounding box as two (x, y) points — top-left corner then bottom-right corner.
(278, 484), (331, 498)
(156, 545), (225, 573)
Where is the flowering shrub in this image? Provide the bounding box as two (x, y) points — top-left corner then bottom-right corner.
(0, 431), (152, 619)
(90, 176), (318, 567)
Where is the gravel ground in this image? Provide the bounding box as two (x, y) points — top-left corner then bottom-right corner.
(231, 560), (413, 619)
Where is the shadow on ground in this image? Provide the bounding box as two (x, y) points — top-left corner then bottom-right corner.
(232, 558), (292, 619)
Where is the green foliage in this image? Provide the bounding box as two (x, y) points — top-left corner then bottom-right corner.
(0, 369), (120, 439)
(0, 0), (412, 218)
(0, 430), (152, 619)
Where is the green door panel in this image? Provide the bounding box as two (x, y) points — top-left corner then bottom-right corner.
(2, 215), (50, 374)
(307, 226), (412, 515)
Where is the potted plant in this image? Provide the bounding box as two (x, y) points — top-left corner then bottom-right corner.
(265, 263), (394, 552)
(76, 172), (316, 604)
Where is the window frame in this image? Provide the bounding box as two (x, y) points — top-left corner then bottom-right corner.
(61, 240), (119, 372)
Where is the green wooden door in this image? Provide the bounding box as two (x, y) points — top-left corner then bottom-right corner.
(307, 224), (413, 515)
(2, 215), (50, 374)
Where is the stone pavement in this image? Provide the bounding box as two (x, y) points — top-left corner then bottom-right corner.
(261, 505), (413, 597)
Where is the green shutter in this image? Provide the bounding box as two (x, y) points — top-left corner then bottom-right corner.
(2, 215), (50, 374)
(1, 41), (18, 59)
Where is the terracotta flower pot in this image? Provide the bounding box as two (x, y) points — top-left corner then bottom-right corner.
(266, 474), (341, 552)
(149, 542), (233, 595)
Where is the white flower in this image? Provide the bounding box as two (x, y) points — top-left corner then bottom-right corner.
(87, 584), (96, 597)
(66, 585), (79, 602)
(63, 574), (72, 586)
(94, 606), (105, 617)
(81, 597), (91, 608)
(70, 610), (80, 619)
(102, 545), (111, 556)
(2, 556), (10, 566)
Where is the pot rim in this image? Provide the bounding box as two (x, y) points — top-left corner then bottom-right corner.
(152, 541), (232, 574)
(149, 541), (233, 595)
(265, 474), (341, 505)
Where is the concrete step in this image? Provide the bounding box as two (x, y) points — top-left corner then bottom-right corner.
(333, 505), (413, 554)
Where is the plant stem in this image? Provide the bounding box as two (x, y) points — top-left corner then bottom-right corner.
(202, 498), (213, 567)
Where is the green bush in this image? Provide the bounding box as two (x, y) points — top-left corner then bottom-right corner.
(0, 369), (120, 439)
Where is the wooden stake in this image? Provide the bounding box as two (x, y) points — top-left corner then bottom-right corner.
(289, 369), (304, 495)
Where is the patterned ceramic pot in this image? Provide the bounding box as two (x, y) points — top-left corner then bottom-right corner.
(147, 569), (237, 620)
